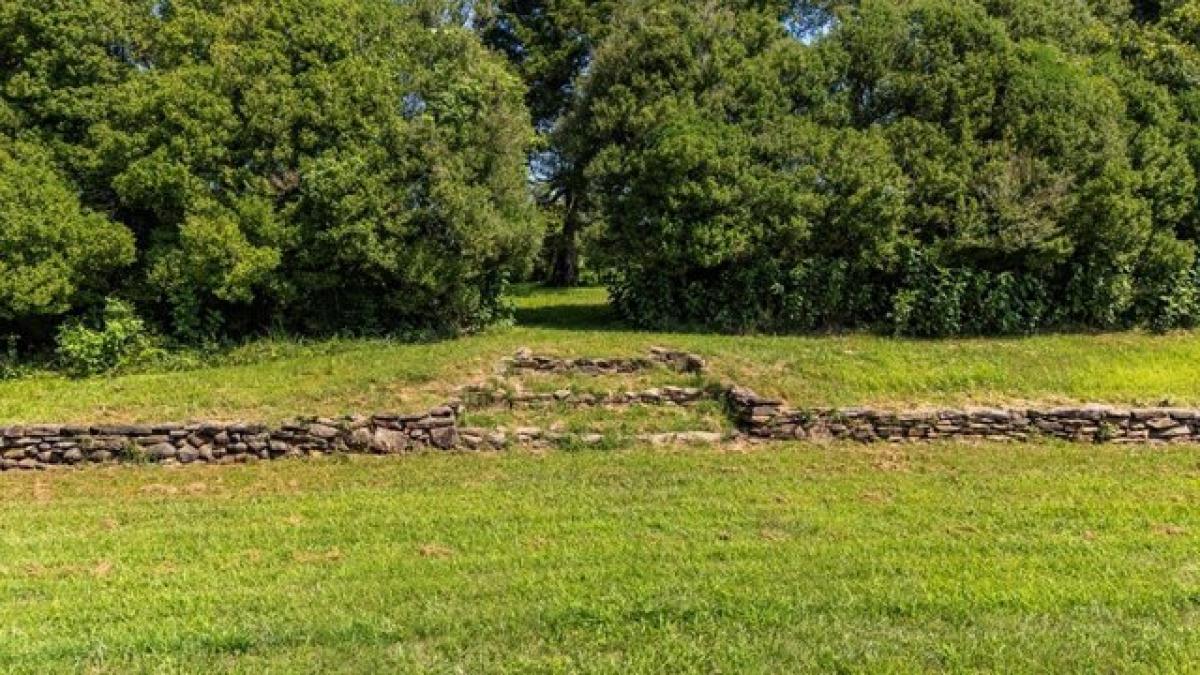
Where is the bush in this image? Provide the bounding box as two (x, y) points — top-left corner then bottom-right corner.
(0, 336), (24, 381)
(55, 300), (156, 377)
(2, 0), (540, 346)
(0, 139), (135, 328)
(573, 0), (1200, 336)
(577, 3), (908, 332)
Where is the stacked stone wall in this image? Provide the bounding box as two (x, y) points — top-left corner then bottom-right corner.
(5, 348), (1199, 472)
(726, 387), (1200, 444)
(0, 406), (459, 471)
(506, 346), (705, 375)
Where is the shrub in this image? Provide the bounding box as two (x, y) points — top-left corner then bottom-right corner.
(56, 299), (156, 377)
(574, 0), (1200, 336)
(0, 139), (135, 330)
(3, 0), (540, 344)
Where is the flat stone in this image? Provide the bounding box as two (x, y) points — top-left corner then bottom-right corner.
(372, 429), (409, 454)
(1146, 417), (1179, 431)
(967, 408), (1012, 421)
(308, 424), (341, 439)
(135, 435), (172, 446)
(677, 431), (723, 444)
(146, 443), (177, 461)
(430, 426), (458, 449)
(1157, 425), (1193, 438)
(25, 426), (62, 437)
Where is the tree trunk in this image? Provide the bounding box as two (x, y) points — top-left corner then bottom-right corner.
(547, 198), (581, 287)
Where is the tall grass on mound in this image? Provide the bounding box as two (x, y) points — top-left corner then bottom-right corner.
(8, 287), (1200, 425)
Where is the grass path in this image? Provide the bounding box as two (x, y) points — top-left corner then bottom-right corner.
(0, 443), (1197, 672)
(3, 287), (1200, 424)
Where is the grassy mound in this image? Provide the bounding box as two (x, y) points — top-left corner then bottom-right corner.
(3, 287), (1200, 424)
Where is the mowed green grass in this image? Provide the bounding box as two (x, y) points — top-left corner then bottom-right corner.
(0, 443), (1197, 673)
(4, 286), (1200, 424)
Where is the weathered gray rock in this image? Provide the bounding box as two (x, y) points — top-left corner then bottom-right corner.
(308, 424), (341, 439)
(677, 431), (724, 444)
(430, 426), (458, 449)
(372, 429), (409, 454)
(348, 428), (373, 450)
(146, 443), (177, 461)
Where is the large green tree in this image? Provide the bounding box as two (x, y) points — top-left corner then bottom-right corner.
(478, 0), (831, 286)
(478, 0), (616, 286)
(1, 0), (540, 343)
(569, 0), (1200, 334)
(567, 0), (905, 330)
(0, 139), (135, 337)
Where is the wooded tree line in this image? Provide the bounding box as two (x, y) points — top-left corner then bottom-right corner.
(4, 0), (1200, 359)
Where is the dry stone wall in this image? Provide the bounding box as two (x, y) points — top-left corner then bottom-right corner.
(4, 348), (1199, 472)
(727, 387), (1200, 444)
(460, 384), (712, 410)
(507, 346), (706, 375)
(0, 406), (460, 471)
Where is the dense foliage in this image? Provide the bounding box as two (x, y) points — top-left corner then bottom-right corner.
(6, 0), (1200, 364)
(488, 0), (1200, 334)
(0, 0), (539, 355)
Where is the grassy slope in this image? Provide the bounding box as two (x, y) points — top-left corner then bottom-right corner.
(4, 286), (1200, 424)
(4, 289), (1200, 672)
(1, 444), (1197, 673)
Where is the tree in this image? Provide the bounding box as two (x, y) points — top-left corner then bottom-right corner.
(478, 0), (613, 285)
(479, 0), (823, 286)
(0, 139), (135, 336)
(567, 0), (906, 330)
(1, 0), (541, 343)
(573, 0), (1200, 334)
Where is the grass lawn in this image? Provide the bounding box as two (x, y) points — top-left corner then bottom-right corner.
(3, 288), (1200, 672)
(1, 443), (1197, 672)
(4, 286), (1200, 424)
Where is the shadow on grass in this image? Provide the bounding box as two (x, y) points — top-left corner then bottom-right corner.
(514, 302), (624, 331)
(509, 285), (629, 331)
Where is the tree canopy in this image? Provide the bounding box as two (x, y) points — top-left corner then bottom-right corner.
(506, 0), (1200, 334)
(5, 0), (1200, 361)
(1, 0), (539, 348)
